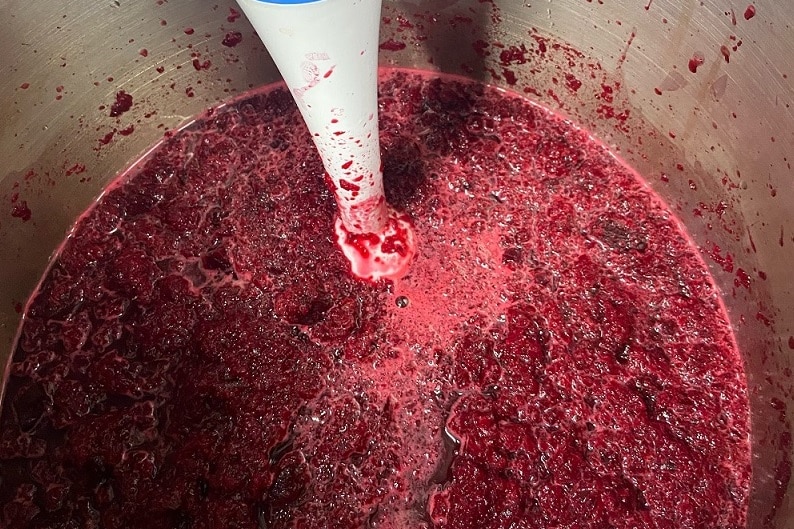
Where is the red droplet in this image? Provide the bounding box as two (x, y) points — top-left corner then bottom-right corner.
(339, 179), (360, 192)
(184, 27), (195, 35)
(564, 73), (582, 92)
(688, 52), (705, 73)
(743, 5), (756, 20)
(109, 91), (133, 117)
(11, 201), (31, 222)
(720, 45), (731, 63)
(19, 82), (30, 89)
(502, 69), (518, 86)
(139, 48), (149, 57)
(192, 59), (211, 71)
(222, 31), (242, 47)
(341, 160), (353, 170)
(65, 163), (86, 176)
(379, 39), (406, 52)
(734, 268), (751, 289)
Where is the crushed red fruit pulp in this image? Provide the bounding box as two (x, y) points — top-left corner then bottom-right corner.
(0, 70), (750, 529)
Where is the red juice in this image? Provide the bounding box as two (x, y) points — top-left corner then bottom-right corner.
(0, 70), (750, 529)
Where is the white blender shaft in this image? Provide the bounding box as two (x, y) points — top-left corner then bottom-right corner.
(235, 0), (387, 235)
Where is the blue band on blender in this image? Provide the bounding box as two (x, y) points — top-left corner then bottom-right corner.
(254, 0), (322, 3)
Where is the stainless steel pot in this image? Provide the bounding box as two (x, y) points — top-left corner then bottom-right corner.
(1, 0), (791, 526)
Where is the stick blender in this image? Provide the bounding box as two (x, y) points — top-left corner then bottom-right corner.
(235, 0), (416, 281)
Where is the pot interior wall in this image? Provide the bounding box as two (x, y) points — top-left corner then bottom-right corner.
(0, 0), (791, 526)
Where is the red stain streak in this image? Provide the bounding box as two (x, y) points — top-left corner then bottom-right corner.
(734, 268), (751, 289)
(449, 15), (473, 27)
(323, 173), (337, 191)
(65, 163), (86, 177)
(499, 44), (529, 65)
(747, 228), (757, 253)
(599, 84), (615, 103)
(192, 59), (212, 71)
(564, 73), (582, 92)
(339, 180), (360, 192)
(709, 244), (734, 273)
(502, 69), (518, 85)
(473, 40), (490, 58)
(227, 7), (241, 23)
(379, 40), (406, 51)
(396, 15), (413, 29)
